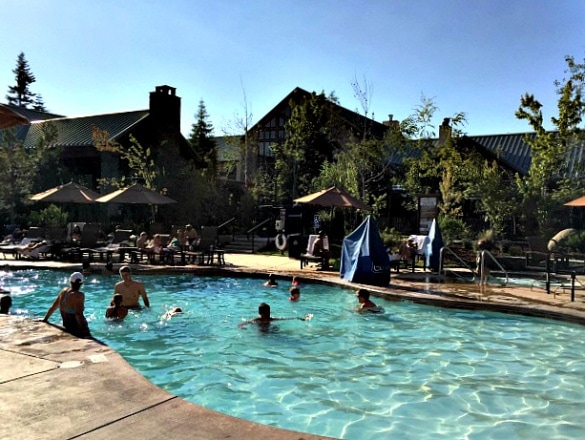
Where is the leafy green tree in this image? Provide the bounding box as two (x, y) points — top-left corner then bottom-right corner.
(515, 54), (585, 236)
(92, 127), (157, 189)
(274, 91), (341, 203)
(189, 99), (218, 179)
(6, 52), (37, 108)
(397, 96), (466, 212)
(467, 159), (520, 237)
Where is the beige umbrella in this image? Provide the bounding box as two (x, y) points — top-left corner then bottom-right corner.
(30, 181), (99, 204)
(95, 183), (177, 205)
(548, 228), (577, 251)
(564, 196), (585, 207)
(294, 186), (371, 211)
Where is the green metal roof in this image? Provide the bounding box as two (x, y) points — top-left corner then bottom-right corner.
(23, 110), (150, 148)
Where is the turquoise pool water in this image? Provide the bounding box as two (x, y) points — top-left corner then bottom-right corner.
(3, 269), (585, 440)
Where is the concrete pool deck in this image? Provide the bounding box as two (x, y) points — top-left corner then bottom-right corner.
(1, 253), (585, 439)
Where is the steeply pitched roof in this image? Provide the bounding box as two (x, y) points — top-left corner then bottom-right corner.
(250, 86), (388, 139)
(23, 110), (150, 148)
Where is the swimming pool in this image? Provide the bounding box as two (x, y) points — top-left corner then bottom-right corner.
(3, 269), (585, 439)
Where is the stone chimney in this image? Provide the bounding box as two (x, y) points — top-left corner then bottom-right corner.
(383, 114), (400, 131)
(149, 85), (181, 132)
(438, 117), (451, 145)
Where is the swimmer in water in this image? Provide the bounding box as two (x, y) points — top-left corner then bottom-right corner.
(105, 293), (128, 320)
(162, 307), (183, 320)
(264, 273), (278, 287)
(239, 302), (312, 328)
(356, 289), (383, 313)
(289, 287), (300, 301)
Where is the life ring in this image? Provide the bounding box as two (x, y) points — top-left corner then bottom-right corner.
(275, 233), (288, 250)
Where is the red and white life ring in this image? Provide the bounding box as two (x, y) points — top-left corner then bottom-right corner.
(275, 233), (288, 250)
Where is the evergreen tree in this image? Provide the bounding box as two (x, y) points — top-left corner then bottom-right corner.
(32, 93), (48, 112)
(6, 52), (37, 108)
(189, 99), (218, 178)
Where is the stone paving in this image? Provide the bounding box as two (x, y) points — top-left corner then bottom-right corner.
(1, 253), (585, 439)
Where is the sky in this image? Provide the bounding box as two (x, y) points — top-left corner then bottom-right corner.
(1, 0), (584, 138)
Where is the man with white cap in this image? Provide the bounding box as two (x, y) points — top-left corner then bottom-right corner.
(43, 272), (90, 338)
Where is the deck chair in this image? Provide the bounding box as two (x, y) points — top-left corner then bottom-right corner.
(525, 236), (550, 269)
(93, 229), (134, 262)
(183, 226), (224, 265)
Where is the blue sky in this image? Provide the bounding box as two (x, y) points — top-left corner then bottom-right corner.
(1, 0), (584, 137)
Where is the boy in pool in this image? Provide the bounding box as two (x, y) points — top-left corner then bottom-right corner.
(264, 273), (278, 287)
(356, 289), (383, 313)
(289, 287), (300, 301)
(105, 293), (128, 320)
(239, 302), (312, 328)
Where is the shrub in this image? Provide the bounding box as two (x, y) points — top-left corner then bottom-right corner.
(380, 228), (403, 251)
(439, 217), (470, 245)
(564, 231), (585, 253)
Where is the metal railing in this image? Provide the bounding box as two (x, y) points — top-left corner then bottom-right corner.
(477, 250), (509, 286)
(217, 217), (236, 242)
(439, 246), (476, 281)
(246, 218), (272, 253)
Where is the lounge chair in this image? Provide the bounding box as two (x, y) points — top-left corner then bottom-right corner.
(183, 226), (225, 265)
(300, 234), (329, 269)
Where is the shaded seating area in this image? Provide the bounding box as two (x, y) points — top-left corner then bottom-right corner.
(182, 226), (225, 266)
(300, 234), (329, 269)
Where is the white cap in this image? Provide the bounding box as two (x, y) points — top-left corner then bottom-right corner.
(70, 272), (84, 283)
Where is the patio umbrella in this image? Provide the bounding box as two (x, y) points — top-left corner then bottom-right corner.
(30, 181), (99, 204)
(95, 183), (177, 205)
(294, 186), (371, 211)
(564, 196), (585, 206)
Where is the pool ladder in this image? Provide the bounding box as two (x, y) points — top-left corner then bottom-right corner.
(439, 247), (509, 286)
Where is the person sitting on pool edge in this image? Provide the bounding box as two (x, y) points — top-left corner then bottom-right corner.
(105, 293), (128, 320)
(264, 273), (278, 287)
(43, 272), (91, 338)
(114, 266), (150, 308)
(356, 289), (383, 313)
(239, 302), (312, 328)
(0, 294), (12, 314)
(289, 287), (301, 301)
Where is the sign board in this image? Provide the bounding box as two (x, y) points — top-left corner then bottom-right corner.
(418, 195), (438, 234)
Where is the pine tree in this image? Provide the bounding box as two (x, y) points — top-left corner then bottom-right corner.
(189, 99), (218, 178)
(6, 52), (37, 108)
(32, 93), (48, 112)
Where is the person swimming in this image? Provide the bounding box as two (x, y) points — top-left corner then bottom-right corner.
(289, 287), (301, 301)
(355, 289), (384, 313)
(105, 293), (128, 320)
(162, 307), (183, 320)
(239, 302), (312, 328)
(264, 273), (278, 287)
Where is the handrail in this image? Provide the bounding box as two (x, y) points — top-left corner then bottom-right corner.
(217, 217), (236, 242)
(478, 250), (509, 286)
(246, 217), (273, 253)
(246, 218), (272, 237)
(217, 217), (235, 231)
(439, 246), (475, 280)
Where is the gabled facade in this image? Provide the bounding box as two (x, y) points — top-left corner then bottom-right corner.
(221, 87), (391, 183)
(0, 85), (194, 190)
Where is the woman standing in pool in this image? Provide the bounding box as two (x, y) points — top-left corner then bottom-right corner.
(43, 272), (90, 338)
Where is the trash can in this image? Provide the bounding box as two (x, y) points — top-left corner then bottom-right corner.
(288, 234), (307, 260)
